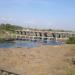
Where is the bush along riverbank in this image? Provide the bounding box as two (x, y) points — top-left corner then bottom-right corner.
(0, 38), (16, 43)
(0, 31), (16, 43)
(0, 23), (23, 43)
(66, 37), (75, 44)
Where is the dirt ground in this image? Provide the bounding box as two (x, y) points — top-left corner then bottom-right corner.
(0, 44), (75, 75)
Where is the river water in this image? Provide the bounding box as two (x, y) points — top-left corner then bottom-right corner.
(0, 40), (63, 48)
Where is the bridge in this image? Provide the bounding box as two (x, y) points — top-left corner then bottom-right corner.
(15, 29), (75, 42)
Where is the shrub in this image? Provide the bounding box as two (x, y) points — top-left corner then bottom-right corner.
(66, 37), (75, 44)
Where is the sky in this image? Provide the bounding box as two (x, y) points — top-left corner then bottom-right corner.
(0, 0), (75, 30)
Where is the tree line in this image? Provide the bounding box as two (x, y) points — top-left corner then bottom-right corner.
(0, 23), (23, 32)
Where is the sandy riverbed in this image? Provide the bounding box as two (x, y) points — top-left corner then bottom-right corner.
(0, 44), (75, 75)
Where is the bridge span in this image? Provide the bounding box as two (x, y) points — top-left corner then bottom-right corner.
(15, 29), (75, 41)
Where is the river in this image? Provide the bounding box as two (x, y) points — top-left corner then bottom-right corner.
(0, 40), (63, 48)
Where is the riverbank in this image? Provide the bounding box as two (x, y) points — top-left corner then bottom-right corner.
(0, 32), (15, 43)
(0, 44), (75, 75)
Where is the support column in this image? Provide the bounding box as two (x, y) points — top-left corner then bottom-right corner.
(55, 33), (57, 41)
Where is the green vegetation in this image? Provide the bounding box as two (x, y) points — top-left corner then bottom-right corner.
(0, 23), (23, 32)
(65, 70), (75, 75)
(0, 23), (23, 42)
(66, 69), (75, 75)
(66, 37), (75, 44)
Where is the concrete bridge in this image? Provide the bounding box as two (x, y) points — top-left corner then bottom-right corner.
(15, 29), (75, 41)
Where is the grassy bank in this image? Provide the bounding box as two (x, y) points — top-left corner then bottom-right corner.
(0, 23), (23, 42)
(0, 31), (17, 42)
(0, 33), (15, 43)
(66, 37), (75, 44)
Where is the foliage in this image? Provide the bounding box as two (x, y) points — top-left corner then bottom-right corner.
(0, 23), (23, 32)
(66, 37), (75, 44)
(48, 29), (53, 31)
(0, 23), (23, 42)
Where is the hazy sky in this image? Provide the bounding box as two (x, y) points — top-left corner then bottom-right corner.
(0, 0), (75, 30)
